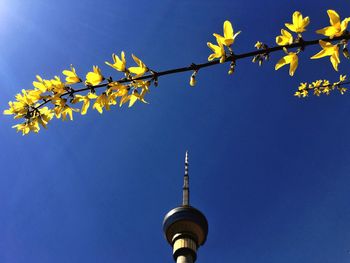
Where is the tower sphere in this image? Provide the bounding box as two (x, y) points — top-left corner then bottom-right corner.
(163, 206), (208, 246)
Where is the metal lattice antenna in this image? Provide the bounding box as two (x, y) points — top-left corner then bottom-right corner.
(183, 150), (189, 206)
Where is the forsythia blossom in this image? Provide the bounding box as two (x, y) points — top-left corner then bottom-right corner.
(128, 54), (149, 78)
(316, 10), (350, 39)
(213, 20), (241, 47)
(207, 40), (226, 63)
(275, 48), (299, 76)
(311, 40), (340, 71)
(105, 51), (127, 72)
(71, 93), (98, 115)
(207, 20), (241, 64)
(85, 66), (104, 86)
(285, 11), (310, 33)
(62, 65), (81, 84)
(276, 29), (293, 46)
(294, 75), (348, 98)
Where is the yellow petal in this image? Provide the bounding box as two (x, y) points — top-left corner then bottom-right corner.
(302, 16), (310, 29)
(292, 11), (301, 27)
(128, 67), (145, 75)
(311, 49), (328, 59)
(131, 54), (143, 67)
(213, 33), (225, 45)
(219, 56), (225, 63)
(275, 55), (291, 70)
(316, 26), (338, 37)
(67, 109), (73, 121)
(223, 20), (233, 40)
(282, 29), (292, 38)
(285, 23), (297, 33)
(128, 94), (138, 107)
(327, 10), (340, 26)
(62, 70), (75, 77)
(81, 100), (90, 115)
(208, 54), (217, 61)
(289, 55), (298, 76)
(341, 18), (350, 32)
(229, 31), (241, 45)
(330, 54), (339, 71)
(207, 42), (219, 53)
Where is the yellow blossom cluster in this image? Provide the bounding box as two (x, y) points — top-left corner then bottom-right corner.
(4, 54), (150, 135)
(274, 11), (309, 76)
(274, 10), (350, 76)
(294, 75), (348, 98)
(207, 20), (241, 64)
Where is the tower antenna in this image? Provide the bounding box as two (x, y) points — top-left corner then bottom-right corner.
(183, 150), (189, 206)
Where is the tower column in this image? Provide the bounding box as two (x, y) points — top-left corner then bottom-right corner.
(176, 255), (194, 263)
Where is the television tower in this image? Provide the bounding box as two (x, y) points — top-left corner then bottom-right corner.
(163, 151), (208, 263)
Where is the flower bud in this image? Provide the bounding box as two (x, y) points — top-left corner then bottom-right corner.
(190, 75), (196, 86)
(228, 61), (236, 74)
(343, 47), (350, 59)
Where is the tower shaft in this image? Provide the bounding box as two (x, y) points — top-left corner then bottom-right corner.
(176, 255), (194, 263)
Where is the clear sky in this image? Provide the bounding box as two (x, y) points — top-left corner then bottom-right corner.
(1, 0), (350, 262)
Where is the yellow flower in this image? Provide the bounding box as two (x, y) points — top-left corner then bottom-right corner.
(108, 83), (129, 106)
(207, 40), (226, 63)
(71, 93), (98, 115)
(32, 75), (52, 92)
(53, 99), (78, 120)
(131, 80), (150, 91)
(85, 66), (104, 86)
(300, 89), (308, 97)
(50, 76), (66, 96)
(255, 41), (264, 49)
(12, 122), (38, 135)
(276, 29), (293, 46)
(275, 48), (299, 76)
(11, 89), (42, 111)
(62, 65), (81, 84)
(92, 93), (110, 113)
(37, 107), (54, 128)
(128, 90), (148, 108)
(298, 82), (307, 90)
(213, 20), (241, 47)
(333, 75), (347, 87)
(128, 54), (148, 78)
(311, 80), (323, 88)
(339, 74), (347, 82)
(285, 11), (310, 33)
(314, 88), (321, 96)
(316, 10), (350, 39)
(3, 89), (42, 120)
(311, 40), (340, 71)
(339, 87), (347, 95)
(57, 105), (78, 121)
(3, 102), (17, 116)
(105, 51), (126, 72)
(294, 91), (302, 98)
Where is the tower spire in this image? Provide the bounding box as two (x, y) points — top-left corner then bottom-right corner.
(183, 150), (189, 206)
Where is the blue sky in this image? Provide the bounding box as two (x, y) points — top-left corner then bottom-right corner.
(1, 0), (350, 262)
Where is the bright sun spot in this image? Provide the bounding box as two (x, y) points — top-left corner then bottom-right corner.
(0, 1), (12, 32)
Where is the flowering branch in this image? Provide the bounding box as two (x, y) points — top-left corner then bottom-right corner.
(4, 9), (350, 135)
